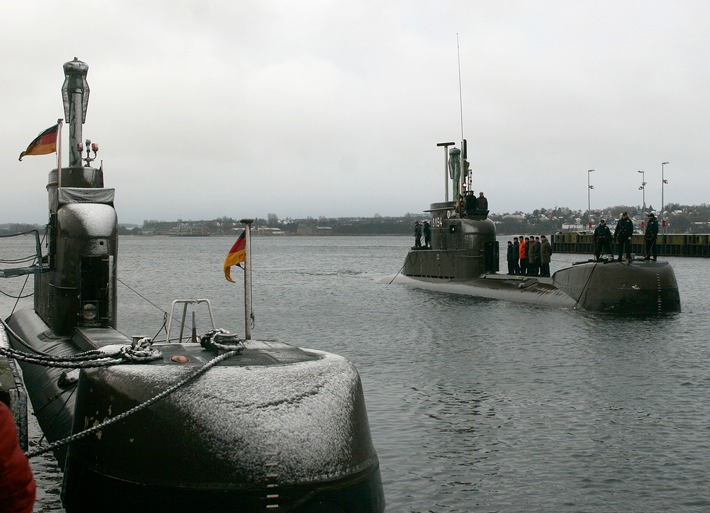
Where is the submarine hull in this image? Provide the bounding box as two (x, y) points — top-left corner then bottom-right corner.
(393, 257), (681, 313)
(388, 273), (578, 308)
(395, 200), (680, 313)
(553, 259), (681, 313)
(6, 309), (385, 513)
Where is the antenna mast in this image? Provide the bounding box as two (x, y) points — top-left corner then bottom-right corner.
(456, 34), (470, 193)
(457, 34), (464, 143)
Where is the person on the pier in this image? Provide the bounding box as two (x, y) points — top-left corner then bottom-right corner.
(512, 237), (521, 275)
(593, 219), (613, 260)
(613, 212), (634, 262)
(644, 212), (659, 261)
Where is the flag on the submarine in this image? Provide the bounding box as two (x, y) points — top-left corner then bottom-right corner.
(223, 230), (246, 283)
(19, 124), (59, 161)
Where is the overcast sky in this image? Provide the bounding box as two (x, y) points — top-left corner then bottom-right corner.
(2, 0), (708, 225)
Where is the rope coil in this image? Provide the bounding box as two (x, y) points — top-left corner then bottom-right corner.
(0, 333), (162, 368)
(200, 328), (245, 352)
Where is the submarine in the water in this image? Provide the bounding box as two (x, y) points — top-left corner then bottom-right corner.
(0, 59), (384, 512)
(388, 141), (681, 314)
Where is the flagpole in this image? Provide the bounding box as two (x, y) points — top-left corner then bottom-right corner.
(56, 119), (64, 188)
(240, 218), (254, 340)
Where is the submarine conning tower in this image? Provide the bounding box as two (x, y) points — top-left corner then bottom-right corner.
(35, 58), (118, 336)
(403, 201), (499, 279)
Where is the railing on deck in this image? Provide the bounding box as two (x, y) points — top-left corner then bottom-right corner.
(551, 232), (710, 257)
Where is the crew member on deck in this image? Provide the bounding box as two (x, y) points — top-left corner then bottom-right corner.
(506, 241), (516, 275)
(464, 191), (477, 217)
(512, 237), (521, 275)
(423, 221), (431, 249)
(527, 236), (540, 276)
(613, 212), (634, 262)
(518, 236), (528, 276)
(476, 192), (488, 213)
(540, 235), (552, 277)
(414, 221), (422, 249)
(593, 219), (613, 260)
(644, 212), (659, 261)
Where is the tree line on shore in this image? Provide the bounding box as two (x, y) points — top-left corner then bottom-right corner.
(2, 202), (709, 237)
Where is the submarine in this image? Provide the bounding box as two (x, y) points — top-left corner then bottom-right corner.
(388, 141), (681, 314)
(0, 59), (384, 513)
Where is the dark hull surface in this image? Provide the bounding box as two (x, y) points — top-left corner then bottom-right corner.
(394, 257), (680, 313)
(397, 201), (680, 313)
(6, 309), (384, 513)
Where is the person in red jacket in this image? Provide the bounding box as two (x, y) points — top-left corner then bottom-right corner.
(0, 402), (36, 513)
(518, 236), (528, 276)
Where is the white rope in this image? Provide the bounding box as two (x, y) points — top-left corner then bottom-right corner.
(0, 336), (162, 368)
(200, 328), (245, 352)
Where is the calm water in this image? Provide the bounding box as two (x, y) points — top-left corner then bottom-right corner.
(2, 235), (709, 512)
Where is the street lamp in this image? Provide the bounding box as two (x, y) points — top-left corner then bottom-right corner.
(587, 169), (594, 230)
(661, 162), (669, 257)
(638, 170), (646, 213)
(661, 161), (669, 234)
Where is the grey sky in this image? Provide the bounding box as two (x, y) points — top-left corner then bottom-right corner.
(2, 0), (708, 225)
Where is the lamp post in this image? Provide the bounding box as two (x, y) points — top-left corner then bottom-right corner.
(587, 169), (594, 230)
(661, 161), (669, 256)
(661, 162), (669, 233)
(638, 170), (646, 213)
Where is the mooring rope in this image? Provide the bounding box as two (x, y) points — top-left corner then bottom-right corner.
(572, 260), (600, 310)
(388, 252), (412, 285)
(0, 325), (162, 368)
(117, 277), (167, 314)
(25, 348), (242, 458)
(0, 287), (33, 299)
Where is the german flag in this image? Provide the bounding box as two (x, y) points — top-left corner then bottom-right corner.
(223, 230), (246, 283)
(19, 124), (59, 161)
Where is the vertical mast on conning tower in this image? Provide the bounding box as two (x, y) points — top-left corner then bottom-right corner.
(62, 58), (90, 168)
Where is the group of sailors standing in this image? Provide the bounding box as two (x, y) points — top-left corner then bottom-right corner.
(413, 220), (431, 249)
(461, 191), (488, 217)
(506, 235), (552, 277)
(593, 212), (660, 262)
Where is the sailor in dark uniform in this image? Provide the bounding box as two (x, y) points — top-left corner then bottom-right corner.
(593, 219), (612, 260)
(423, 221), (431, 249)
(414, 221), (422, 249)
(464, 191), (477, 217)
(476, 192), (488, 213)
(644, 212), (659, 260)
(506, 241), (515, 274)
(613, 212), (634, 262)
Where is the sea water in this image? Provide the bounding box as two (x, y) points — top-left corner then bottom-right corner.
(2, 235), (709, 512)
